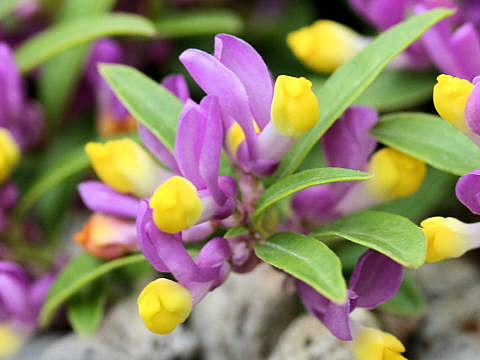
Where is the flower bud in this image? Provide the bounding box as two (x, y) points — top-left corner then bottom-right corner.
(0, 325), (22, 358)
(366, 147), (426, 201)
(352, 327), (407, 360)
(0, 128), (20, 183)
(149, 176), (202, 234)
(74, 213), (138, 260)
(85, 138), (169, 198)
(287, 20), (366, 73)
(420, 217), (472, 262)
(271, 75), (319, 138)
(433, 74), (473, 133)
(137, 278), (192, 334)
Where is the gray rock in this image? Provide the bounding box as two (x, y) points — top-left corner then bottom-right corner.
(31, 296), (199, 360)
(268, 310), (378, 360)
(409, 258), (480, 360)
(191, 264), (299, 360)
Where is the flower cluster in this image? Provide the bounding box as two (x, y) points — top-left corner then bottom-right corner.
(79, 33), (415, 359)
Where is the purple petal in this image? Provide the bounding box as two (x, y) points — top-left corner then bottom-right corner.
(138, 123), (180, 173)
(182, 221), (216, 243)
(322, 106), (378, 170)
(0, 182), (19, 210)
(214, 34), (273, 129)
(199, 96), (226, 204)
(78, 181), (140, 218)
(456, 170), (480, 214)
(0, 43), (23, 128)
(10, 100), (44, 150)
(86, 38), (123, 85)
(465, 81), (480, 136)
(179, 48), (257, 158)
(323, 292), (354, 341)
(291, 184), (342, 224)
(196, 237), (231, 268)
(174, 100), (207, 189)
(0, 263), (30, 322)
(449, 23), (480, 82)
(161, 74), (190, 103)
(349, 249), (403, 309)
(136, 200), (170, 272)
(29, 273), (54, 320)
(349, 0), (408, 30)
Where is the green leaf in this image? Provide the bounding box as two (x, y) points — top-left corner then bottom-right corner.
(314, 210), (426, 268)
(224, 226), (249, 238)
(67, 281), (107, 337)
(355, 70), (435, 112)
(39, 0), (116, 127)
(374, 166), (456, 222)
(255, 232), (346, 303)
(15, 146), (90, 218)
(156, 9), (242, 37)
(379, 275), (426, 316)
(254, 168), (372, 221)
(41, 253), (149, 326)
(270, 8), (453, 182)
(100, 64), (183, 152)
(0, 0), (19, 19)
(371, 112), (480, 176)
(15, 13), (156, 73)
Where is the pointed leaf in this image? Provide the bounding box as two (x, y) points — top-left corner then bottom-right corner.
(270, 8), (453, 182)
(315, 210), (426, 268)
(371, 112), (480, 176)
(100, 64), (183, 152)
(255, 232), (347, 303)
(15, 13), (156, 73)
(254, 168), (371, 221)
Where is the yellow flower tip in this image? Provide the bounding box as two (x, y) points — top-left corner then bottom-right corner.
(352, 327), (407, 360)
(85, 138), (161, 198)
(366, 147), (426, 201)
(271, 75), (319, 138)
(137, 278), (192, 335)
(433, 74), (474, 132)
(0, 325), (22, 357)
(0, 128), (20, 183)
(226, 121), (260, 156)
(420, 216), (470, 262)
(149, 176), (202, 234)
(287, 20), (364, 73)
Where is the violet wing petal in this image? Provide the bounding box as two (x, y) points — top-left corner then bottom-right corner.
(295, 280), (329, 320)
(0, 43), (23, 127)
(349, 0), (408, 30)
(449, 23), (480, 82)
(349, 249), (403, 309)
(136, 200), (169, 272)
(195, 237), (232, 269)
(199, 96), (226, 204)
(465, 82), (480, 136)
(138, 123), (180, 173)
(86, 38), (123, 85)
(78, 181), (140, 218)
(214, 34), (273, 129)
(179, 49), (257, 158)
(161, 74), (190, 103)
(322, 294), (353, 341)
(456, 170), (480, 214)
(174, 100), (207, 189)
(0, 271), (30, 321)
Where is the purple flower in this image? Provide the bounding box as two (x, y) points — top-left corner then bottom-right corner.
(296, 250), (402, 340)
(0, 43), (44, 150)
(456, 169), (480, 214)
(180, 34), (319, 176)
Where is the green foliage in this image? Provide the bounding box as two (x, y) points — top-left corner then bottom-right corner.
(156, 9), (243, 37)
(100, 64), (183, 152)
(379, 275), (426, 316)
(315, 210), (426, 268)
(254, 168), (371, 221)
(0, 0), (20, 19)
(40, 253), (149, 326)
(255, 232), (347, 303)
(39, 0), (116, 128)
(371, 112), (480, 176)
(270, 8), (453, 182)
(67, 280), (107, 337)
(15, 13), (156, 73)
(224, 226), (249, 238)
